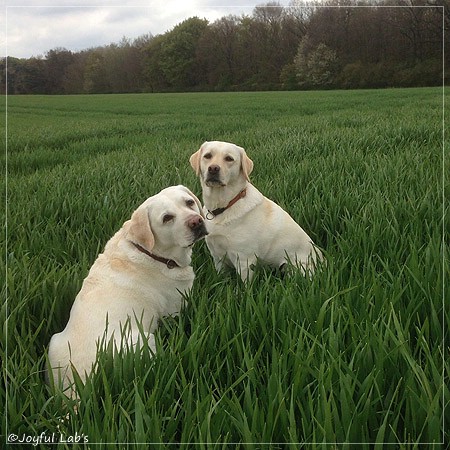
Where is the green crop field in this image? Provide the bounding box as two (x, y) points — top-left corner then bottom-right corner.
(2, 88), (448, 448)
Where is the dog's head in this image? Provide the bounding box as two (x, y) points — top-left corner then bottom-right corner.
(190, 141), (253, 188)
(125, 185), (207, 255)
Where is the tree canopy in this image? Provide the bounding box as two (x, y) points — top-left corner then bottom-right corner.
(2, 0), (447, 94)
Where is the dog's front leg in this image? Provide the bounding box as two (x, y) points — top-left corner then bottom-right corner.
(212, 254), (225, 273)
(234, 254), (257, 283)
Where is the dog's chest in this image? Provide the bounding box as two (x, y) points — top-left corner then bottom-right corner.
(206, 232), (228, 255)
(205, 221), (239, 259)
(137, 274), (193, 318)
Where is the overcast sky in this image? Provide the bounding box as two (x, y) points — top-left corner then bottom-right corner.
(2, 0), (292, 59)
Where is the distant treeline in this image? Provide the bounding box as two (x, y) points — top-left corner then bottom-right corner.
(2, 0), (448, 94)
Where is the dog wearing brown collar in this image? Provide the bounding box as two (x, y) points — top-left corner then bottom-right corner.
(48, 185), (207, 395)
(190, 141), (322, 281)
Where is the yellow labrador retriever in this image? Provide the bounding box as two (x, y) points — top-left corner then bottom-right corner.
(48, 185), (207, 394)
(190, 141), (322, 281)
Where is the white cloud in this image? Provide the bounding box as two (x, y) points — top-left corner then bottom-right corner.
(3, 1), (290, 58)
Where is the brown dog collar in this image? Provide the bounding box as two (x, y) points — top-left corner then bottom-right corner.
(207, 188), (247, 219)
(132, 242), (179, 269)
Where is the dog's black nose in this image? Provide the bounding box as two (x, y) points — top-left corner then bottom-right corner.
(208, 165), (220, 174)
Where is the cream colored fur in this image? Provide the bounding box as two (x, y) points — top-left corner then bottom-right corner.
(48, 185), (206, 394)
(190, 141), (323, 281)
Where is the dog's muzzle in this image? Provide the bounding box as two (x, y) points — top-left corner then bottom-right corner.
(194, 222), (208, 241)
(205, 178), (225, 187)
(188, 215), (209, 242)
(205, 165), (224, 186)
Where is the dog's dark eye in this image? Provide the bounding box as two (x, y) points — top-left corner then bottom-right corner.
(163, 214), (174, 224)
(203, 153), (212, 159)
(186, 199), (195, 207)
(224, 155), (234, 162)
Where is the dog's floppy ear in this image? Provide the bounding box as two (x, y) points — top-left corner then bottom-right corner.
(189, 142), (206, 176)
(126, 206), (154, 252)
(239, 146), (254, 181)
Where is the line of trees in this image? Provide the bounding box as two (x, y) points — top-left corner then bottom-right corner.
(2, 0), (448, 94)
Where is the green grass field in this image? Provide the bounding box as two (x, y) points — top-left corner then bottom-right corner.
(2, 88), (448, 449)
